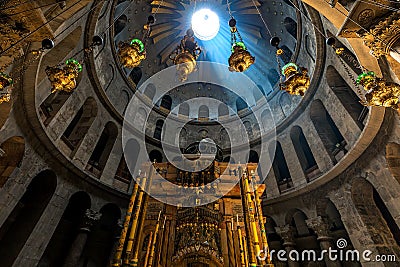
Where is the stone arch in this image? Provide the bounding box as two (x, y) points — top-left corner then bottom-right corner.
(114, 155), (133, 191)
(130, 67), (142, 85)
(351, 178), (400, 254)
(153, 119), (164, 140)
(386, 142), (400, 185)
(310, 99), (347, 164)
(83, 203), (121, 266)
(326, 65), (365, 128)
(39, 191), (91, 266)
(179, 103), (190, 117)
(284, 17), (297, 40)
(269, 141), (292, 193)
(0, 136), (25, 187)
(218, 103), (229, 117)
(62, 97), (98, 156)
(149, 150), (163, 163)
(236, 97), (248, 112)
(198, 105), (209, 119)
(261, 109), (274, 132)
(160, 95), (172, 112)
(290, 126), (319, 181)
(86, 121), (118, 177)
(114, 14), (127, 35)
(0, 170), (57, 267)
(286, 209), (311, 237)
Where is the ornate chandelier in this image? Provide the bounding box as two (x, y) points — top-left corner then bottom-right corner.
(327, 37), (400, 109)
(169, 29), (202, 82)
(0, 73), (13, 104)
(228, 18), (255, 72)
(117, 15), (154, 69)
(46, 59), (83, 93)
(272, 37), (310, 96)
(357, 71), (400, 109)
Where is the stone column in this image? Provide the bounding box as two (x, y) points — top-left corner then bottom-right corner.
(306, 216), (341, 267)
(63, 209), (101, 267)
(108, 219), (124, 266)
(275, 225), (299, 267)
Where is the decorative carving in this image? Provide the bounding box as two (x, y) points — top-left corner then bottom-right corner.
(306, 216), (331, 239)
(360, 11), (400, 57)
(275, 225), (296, 245)
(80, 209), (101, 232)
(358, 9), (375, 26)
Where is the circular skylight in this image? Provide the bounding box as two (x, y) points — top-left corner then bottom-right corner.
(191, 9), (220, 41)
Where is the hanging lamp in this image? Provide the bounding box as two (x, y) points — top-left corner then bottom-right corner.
(327, 37), (400, 109)
(117, 15), (155, 69)
(169, 28), (202, 82)
(228, 18), (255, 72)
(46, 35), (103, 93)
(271, 37), (310, 96)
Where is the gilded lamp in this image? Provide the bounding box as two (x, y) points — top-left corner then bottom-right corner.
(170, 29), (202, 82)
(0, 73), (13, 104)
(280, 62), (310, 96)
(46, 59), (82, 93)
(228, 19), (254, 72)
(357, 71), (400, 109)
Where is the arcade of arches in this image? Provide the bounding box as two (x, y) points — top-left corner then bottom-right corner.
(1, 0), (400, 267)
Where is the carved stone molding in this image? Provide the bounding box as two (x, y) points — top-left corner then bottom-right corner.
(360, 11), (400, 57)
(275, 225), (296, 246)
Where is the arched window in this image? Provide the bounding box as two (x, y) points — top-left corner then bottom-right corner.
(218, 103), (229, 117)
(236, 97), (248, 112)
(40, 91), (72, 126)
(87, 122), (118, 177)
(153, 120), (164, 140)
(114, 14), (127, 35)
(198, 105), (209, 119)
(149, 150), (163, 163)
(261, 109), (274, 132)
(125, 139), (141, 175)
(114, 156), (132, 191)
(290, 126), (319, 181)
(130, 67), (142, 85)
(283, 17), (297, 39)
(310, 100), (347, 164)
(39, 192), (91, 266)
(248, 150), (259, 163)
(269, 141), (292, 193)
(281, 45), (293, 64)
(326, 66), (365, 128)
(0, 170), (57, 267)
(143, 83), (156, 101)
(0, 136), (25, 187)
(179, 103), (190, 116)
(62, 97), (98, 155)
(160, 95), (172, 111)
(179, 128), (188, 148)
(243, 121), (253, 137)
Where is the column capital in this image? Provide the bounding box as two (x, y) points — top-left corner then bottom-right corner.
(80, 209), (101, 232)
(305, 216), (331, 240)
(275, 225), (296, 246)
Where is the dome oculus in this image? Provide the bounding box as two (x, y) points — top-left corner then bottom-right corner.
(191, 9), (220, 41)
